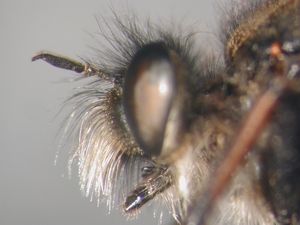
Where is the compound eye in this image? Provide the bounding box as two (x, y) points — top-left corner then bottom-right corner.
(123, 43), (176, 157)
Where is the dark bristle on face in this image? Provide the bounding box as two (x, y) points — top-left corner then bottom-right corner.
(32, 0), (300, 224)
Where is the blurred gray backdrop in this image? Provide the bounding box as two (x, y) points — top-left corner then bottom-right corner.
(0, 0), (221, 224)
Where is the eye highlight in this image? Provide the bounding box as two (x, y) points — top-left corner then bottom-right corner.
(123, 42), (176, 157)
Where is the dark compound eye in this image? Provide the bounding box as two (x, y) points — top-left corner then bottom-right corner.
(123, 43), (176, 157)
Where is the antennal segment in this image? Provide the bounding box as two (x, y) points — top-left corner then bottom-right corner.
(32, 51), (113, 82)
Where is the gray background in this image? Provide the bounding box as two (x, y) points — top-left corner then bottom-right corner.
(1, 0), (221, 224)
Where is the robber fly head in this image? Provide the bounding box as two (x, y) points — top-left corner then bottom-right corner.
(32, 0), (300, 224)
(32, 16), (218, 222)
